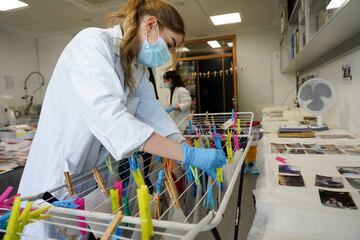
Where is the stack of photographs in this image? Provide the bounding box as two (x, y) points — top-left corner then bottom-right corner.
(319, 189), (357, 210)
(278, 165), (305, 187)
(271, 142), (360, 155)
(337, 166), (360, 190)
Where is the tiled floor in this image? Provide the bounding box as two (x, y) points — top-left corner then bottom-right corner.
(196, 174), (257, 240)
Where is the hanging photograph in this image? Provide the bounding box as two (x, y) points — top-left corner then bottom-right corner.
(319, 189), (357, 210)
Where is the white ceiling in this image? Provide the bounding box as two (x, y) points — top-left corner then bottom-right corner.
(0, 0), (279, 39)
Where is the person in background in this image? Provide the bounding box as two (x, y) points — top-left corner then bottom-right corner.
(163, 70), (192, 132)
(18, 0), (226, 238)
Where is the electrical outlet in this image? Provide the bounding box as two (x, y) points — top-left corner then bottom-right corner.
(3, 75), (14, 90)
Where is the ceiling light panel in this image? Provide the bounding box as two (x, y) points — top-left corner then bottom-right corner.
(210, 12), (241, 26)
(207, 40), (221, 48)
(0, 0), (28, 11)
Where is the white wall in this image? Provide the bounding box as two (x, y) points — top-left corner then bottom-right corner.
(37, 34), (73, 99)
(302, 46), (360, 135)
(0, 28), (39, 107)
(236, 27), (296, 119)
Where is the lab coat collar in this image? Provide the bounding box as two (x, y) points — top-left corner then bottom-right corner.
(110, 25), (122, 56)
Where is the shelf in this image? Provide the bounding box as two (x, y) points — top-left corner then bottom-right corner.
(288, 0), (300, 25)
(282, 0), (360, 73)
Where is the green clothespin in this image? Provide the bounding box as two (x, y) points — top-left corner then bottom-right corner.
(105, 155), (115, 176)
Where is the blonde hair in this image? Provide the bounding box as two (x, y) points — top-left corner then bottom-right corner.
(105, 0), (185, 93)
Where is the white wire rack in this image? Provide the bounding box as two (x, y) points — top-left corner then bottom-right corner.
(1, 112), (253, 240)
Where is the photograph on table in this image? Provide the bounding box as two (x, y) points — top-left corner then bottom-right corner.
(278, 174), (305, 187)
(285, 143), (303, 148)
(318, 134), (355, 139)
(323, 149), (345, 155)
(319, 189), (357, 210)
(345, 178), (360, 190)
(320, 144), (340, 150)
(278, 165), (301, 175)
(288, 148), (306, 154)
(305, 148), (325, 154)
(336, 145), (356, 150)
(271, 143), (286, 148)
(271, 147), (288, 154)
(303, 143), (320, 149)
(337, 167), (360, 178)
(315, 175), (344, 188)
(343, 149), (360, 156)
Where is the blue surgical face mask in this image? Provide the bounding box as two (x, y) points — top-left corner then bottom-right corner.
(138, 26), (171, 68)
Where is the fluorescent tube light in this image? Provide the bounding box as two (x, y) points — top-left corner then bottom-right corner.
(0, 0), (28, 11)
(210, 12), (241, 26)
(326, 0), (346, 9)
(176, 47), (190, 52)
(207, 40), (221, 48)
(227, 42), (233, 47)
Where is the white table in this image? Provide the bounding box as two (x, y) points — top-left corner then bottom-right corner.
(248, 128), (360, 240)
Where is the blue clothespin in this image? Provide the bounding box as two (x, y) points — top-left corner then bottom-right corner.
(128, 155), (138, 171)
(204, 184), (215, 210)
(185, 164), (194, 183)
(0, 212), (11, 230)
(155, 170), (164, 194)
(52, 199), (79, 209)
(188, 120), (193, 135)
(155, 156), (163, 163)
(231, 109), (235, 122)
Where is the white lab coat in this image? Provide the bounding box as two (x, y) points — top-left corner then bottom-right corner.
(18, 26), (181, 238)
(167, 87), (192, 131)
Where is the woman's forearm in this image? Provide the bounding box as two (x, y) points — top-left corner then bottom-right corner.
(143, 133), (184, 161)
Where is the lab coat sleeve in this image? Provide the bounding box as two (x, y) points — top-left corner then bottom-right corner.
(65, 29), (154, 160)
(135, 69), (180, 138)
(178, 87), (192, 112)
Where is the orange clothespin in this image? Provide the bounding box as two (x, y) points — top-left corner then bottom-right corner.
(93, 167), (109, 197)
(164, 169), (181, 209)
(64, 171), (74, 195)
(101, 211), (123, 240)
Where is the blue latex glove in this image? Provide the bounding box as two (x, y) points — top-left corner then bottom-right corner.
(165, 106), (176, 113)
(181, 144), (227, 179)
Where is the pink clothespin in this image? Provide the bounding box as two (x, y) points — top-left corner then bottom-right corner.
(0, 186), (20, 209)
(114, 180), (123, 207)
(74, 198), (86, 236)
(275, 156), (287, 164)
(233, 132), (239, 151)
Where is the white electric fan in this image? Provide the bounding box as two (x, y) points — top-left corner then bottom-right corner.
(297, 78), (335, 130)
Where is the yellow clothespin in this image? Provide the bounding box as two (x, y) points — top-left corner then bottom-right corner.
(237, 118), (241, 134)
(216, 168), (223, 183)
(226, 130), (233, 164)
(93, 167), (109, 197)
(17, 201), (32, 233)
(110, 189), (120, 214)
(29, 205), (52, 220)
(101, 211), (123, 240)
(4, 196), (21, 240)
(137, 185), (153, 240)
(64, 171), (74, 195)
(131, 168), (145, 188)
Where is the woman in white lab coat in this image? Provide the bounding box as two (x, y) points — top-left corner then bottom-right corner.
(163, 70), (192, 132)
(18, 0), (226, 238)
